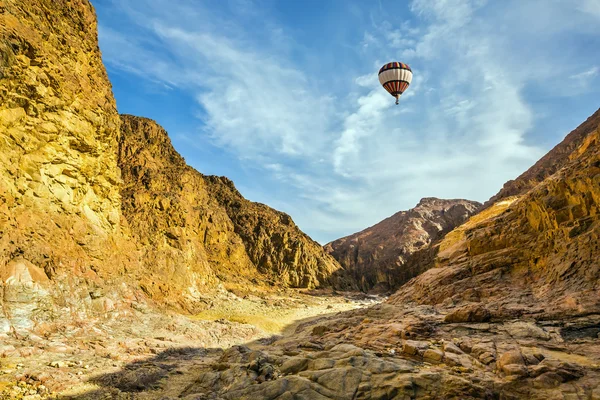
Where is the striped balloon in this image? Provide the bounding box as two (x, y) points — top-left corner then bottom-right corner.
(378, 62), (412, 104)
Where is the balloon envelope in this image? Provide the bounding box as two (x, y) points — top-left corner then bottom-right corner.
(378, 62), (412, 104)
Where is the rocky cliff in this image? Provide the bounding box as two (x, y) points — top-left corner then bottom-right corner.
(205, 176), (347, 289)
(118, 115), (347, 301)
(325, 198), (480, 292)
(391, 108), (600, 319)
(0, 0), (121, 230)
(0, 0), (140, 335)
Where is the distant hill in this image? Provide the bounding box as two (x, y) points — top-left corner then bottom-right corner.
(325, 198), (480, 292)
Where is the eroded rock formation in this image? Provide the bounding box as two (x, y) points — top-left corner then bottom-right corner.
(485, 109), (600, 207)
(0, 0), (121, 230)
(2, 0), (600, 398)
(0, 0), (138, 335)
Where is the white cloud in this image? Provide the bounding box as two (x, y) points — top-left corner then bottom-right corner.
(96, 0), (599, 243)
(100, 1), (339, 162)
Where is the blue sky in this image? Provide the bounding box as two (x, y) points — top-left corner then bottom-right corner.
(92, 0), (600, 244)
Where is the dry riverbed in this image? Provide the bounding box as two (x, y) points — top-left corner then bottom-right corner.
(0, 290), (379, 399)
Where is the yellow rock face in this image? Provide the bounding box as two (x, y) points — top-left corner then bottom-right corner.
(118, 115), (348, 303)
(0, 0), (121, 231)
(1, 258), (49, 286)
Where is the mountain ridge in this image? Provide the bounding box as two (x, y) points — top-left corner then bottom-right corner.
(1, 1), (600, 397)
(325, 197), (481, 292)
(118, 114), (351, 305)
(485, 108), (600, 207)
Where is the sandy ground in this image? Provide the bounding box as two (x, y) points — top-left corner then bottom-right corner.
(191, 289), (379, 335)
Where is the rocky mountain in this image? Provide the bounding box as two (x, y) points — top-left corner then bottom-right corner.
(0, 0), (347, 335)
(325, 198), (480, 292)
(3, 0), (600, 398)
(118, 115), (348, 305)
(390, 108), (600, 319)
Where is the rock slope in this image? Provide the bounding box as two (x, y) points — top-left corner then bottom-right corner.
(325, 198), (480, 292)
(205, 176), (348, 289)
(118, 115), (347, 306)
(0, 0), (122, 230)
(485, 108), (600, 207)
(0, 0), (138, 335)
(66, 303), (600, 399)
(391, 107), (600, 319)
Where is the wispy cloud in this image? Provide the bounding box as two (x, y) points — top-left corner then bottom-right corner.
(95, 0), (600, 243)
(578, 0), (600, 19)
(569, 66), (599, 91)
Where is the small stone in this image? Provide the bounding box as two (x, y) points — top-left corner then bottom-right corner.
(0, 345), (17, 356)
(280, 357), (308, 374)
(443, 353), (464, 367)
(470, 342), (494, 358)
(442, 342), (463, 355)
(49, 360), (67, 368)
(502, 364), (528, 376)
(423, 349), (444, 363)
(533, 372), (563, 388)
(444, 304), (491, 323)
(478, 351), (495, 365)
(497, 350), (525, 369)
(402, 340), (429, 356)
(312, 325), (330, 336)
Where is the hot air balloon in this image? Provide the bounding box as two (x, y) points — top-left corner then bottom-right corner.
(378, 62), (412, 104)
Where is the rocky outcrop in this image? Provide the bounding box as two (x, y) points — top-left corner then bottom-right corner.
(205, 176), (349, 289)
(390, 108), (600, 319)
(73, 302), (600, 399)
(0, 0), (122, 230)
(118, 115), (347, 300)
(118, 115), (247, 307)
(325, 198), (480, 292)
